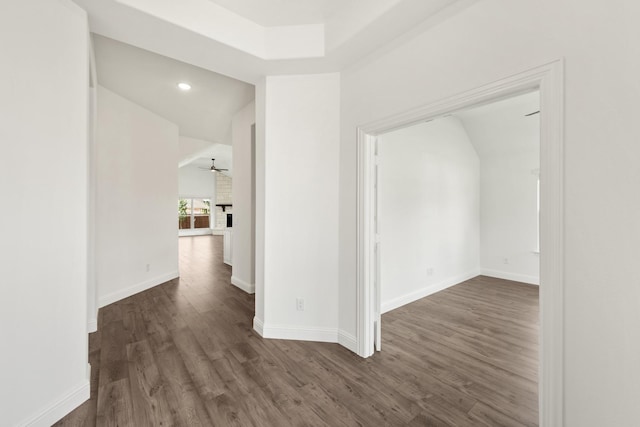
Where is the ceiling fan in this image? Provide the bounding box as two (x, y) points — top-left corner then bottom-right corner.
(199, 158), (228, 173)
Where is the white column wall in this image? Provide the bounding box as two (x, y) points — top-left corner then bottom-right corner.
(232, 101), (256, 293)
(254, 79), (266, 327)
(256, 73), (342, 343)
(0, 1), (90, 425)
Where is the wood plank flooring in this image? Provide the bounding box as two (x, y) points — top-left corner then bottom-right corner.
(55, 235), (538, 426)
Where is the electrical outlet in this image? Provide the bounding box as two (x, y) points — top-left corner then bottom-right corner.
(146, 263), (150, 272)
(296, 298), (305, 311)
(427, 267), (434, 276)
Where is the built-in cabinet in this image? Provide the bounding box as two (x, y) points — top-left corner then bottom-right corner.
(223, 229), (232, 266)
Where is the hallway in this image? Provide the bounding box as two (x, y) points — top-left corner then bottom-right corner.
(56, 235), (538, 426)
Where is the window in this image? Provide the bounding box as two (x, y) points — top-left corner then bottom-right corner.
(178, 198), (211, 230)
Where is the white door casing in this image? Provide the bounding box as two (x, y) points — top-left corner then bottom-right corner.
(356, 60), (564, 427)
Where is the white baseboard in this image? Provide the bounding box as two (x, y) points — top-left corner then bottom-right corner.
(231, 276), (255, 294)
(178, 228), (214, 237)
(253, 316), (264, 336)
(338, 330), (358, 353)
(481, 268), (540, 285)
(261, 323), (339, 343)
(87, 317), (97, 333)
(252, 317), (358, 354)
(381, 269), (480, 314)
(98, 270), (179, 308)
(18, 380), (90, 427)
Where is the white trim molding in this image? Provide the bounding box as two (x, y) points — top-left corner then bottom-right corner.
(338, 330), (358, 354)
(253, 316), (264, 336)
(87, 317), (98, 333)
(178, 228), (214, 237)
(480, 269), (540, 286)
(231, 276), (255, 294)
(17, 380), (90, 427)
(356, 128), (377, 359)
(356, 59), (565, 427)
(381, 270), (480, 314)
(253, 316), (357, 351)
(260, 324), (340, 343)
(98, 271), (179, 308)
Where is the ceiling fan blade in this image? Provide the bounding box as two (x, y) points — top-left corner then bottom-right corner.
(206, 159), (230, 172)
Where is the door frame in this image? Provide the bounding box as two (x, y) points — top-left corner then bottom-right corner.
(355, 60), (564, 427)
(87, 35), (98, 333)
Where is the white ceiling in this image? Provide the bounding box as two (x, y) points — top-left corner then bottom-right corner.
(178, 138), (233, 176)
(180, 142), (234, 177)
(93, 35), (255, 144)
(207, 0), (351, 26)
(74, 0), (470, 83)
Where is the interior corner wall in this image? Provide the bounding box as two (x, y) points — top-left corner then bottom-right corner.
(261, 73), (341, 342)
(479, 152), (539, 285)
(462, 108), (541, 285)
(339, 0), (640, 424)
(231, 101), (256, 293)
(0, 1), (90, 425)
(96, 85), (179, 308)
(378, 118), (480, 314)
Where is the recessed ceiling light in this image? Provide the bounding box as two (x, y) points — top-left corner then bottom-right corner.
(177, 82), (191, 91)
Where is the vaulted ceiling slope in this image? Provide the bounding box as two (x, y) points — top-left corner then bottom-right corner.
(455, 91), (540, 156)
(93, 35), (255, 144)
(73, 0), (476, 83)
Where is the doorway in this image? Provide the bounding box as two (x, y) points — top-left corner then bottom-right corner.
(356, 61), (564, 426)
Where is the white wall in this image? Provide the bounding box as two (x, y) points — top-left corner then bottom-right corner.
(255, 79), (266, 326)
(179, 165), (216, 197)
(339, 1), (640, 425)
(378, 118), (480, 313)
(0, 1), (90, 425)
(457, 92), (540, 285)
(256, 74), (342, 344)
(96, 85), (179, 307)
(179, 136), (213, 163)
(479, 153), (539, 283)
(231, 101), (256, 293)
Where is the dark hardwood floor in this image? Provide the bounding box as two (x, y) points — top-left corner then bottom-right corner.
(55, 235), (538, 426)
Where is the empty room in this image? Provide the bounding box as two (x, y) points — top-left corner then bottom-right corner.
(3, 1), (640, 426)
(375, 91), (541, 425)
